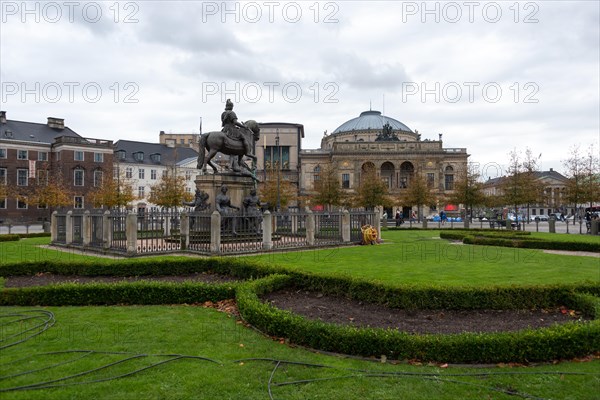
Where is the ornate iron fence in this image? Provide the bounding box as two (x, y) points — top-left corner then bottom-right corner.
(109, 210), (127, 252)
(55, 214), (66, 244)
(272, 211), (307, 249)
(219, 212), (263, 254)
(136, 210), (181, 253)
(188, 212), (212, 253)
(314, 212), (343, 245)
(71, 211), (84, 245)
(89, 211), (105, 248)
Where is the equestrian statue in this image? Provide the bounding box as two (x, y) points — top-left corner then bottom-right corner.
(197, 99), (260, 182)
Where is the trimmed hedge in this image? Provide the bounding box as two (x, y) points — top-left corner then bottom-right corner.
(0, 281), (236, 306)
(440, 231), (600, 252)
(0, 235), (20, 242)
(0, 258), (279, 279)
(237, 274), (600, 363)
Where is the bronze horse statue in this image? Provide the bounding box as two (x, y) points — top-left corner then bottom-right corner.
(197, 120), (260, 180)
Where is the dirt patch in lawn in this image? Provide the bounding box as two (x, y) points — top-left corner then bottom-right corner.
(3, 272), (240, 287)
(262, 288), (588, 334)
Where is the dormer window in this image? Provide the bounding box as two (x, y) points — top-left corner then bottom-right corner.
(133, 151), (144, 162)
(150, 153), (161, 163)
(115, 150), (126, 161)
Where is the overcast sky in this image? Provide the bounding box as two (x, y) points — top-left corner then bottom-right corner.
(1, 1), (598, 179)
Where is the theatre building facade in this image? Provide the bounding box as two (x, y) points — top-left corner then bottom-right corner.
(299, 110), (469, 217)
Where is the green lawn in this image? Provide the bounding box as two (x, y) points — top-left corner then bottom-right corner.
(1, 231), (599, 399)
(1, 306), (598, 400)
(250, 230), (600, 286)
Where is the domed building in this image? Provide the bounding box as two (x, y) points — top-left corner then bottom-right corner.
(299, 109), (469, 217)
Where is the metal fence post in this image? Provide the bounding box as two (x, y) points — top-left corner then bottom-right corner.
(263, 211), (272, 250)
(103, 211), (111, 250)
(342, 210), (350, 243)
(83, 210), (91, 246)
(51, 211), (58, 242)
(126, 211), (138, 255)
(210, 211), (221, 254)
(65, 210), (73, 244)
(375, 209), (381, 238)
(306, 210), (315, 246)
(180, 212), (189, 250)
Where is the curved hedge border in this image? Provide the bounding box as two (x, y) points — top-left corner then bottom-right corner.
(236, 274), (600, 363)
(440, 231), (600, 252)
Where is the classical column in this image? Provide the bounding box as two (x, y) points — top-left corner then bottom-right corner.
(65, 211), (73, 244)
(83, 210), (91, 246)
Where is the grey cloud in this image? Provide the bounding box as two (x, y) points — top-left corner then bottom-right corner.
(323, 52), (410, 90)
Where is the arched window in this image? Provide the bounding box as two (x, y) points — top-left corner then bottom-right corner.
(380, 162), (395, 189)
(399, 162), (414, 188)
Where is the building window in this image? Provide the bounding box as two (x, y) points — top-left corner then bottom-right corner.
(37, 170), (49, 186)
(162, 170), (168, 178)
(0, 148), (6, 158)
(139, 168), (145, 179)
(138, 186), (145, 198)
(150, 153), (161, 163)
(17, 198), (28, 209)
(264, 146), (290, 169)
(342, 173), (350, 189)
(399, 177), (408, 188)
(126, 167), (133, 179)
(74, 196), (84, 209)
(180, 139), (185, 144)
(151, 169), (157, 180)
(133, 152), (144, 162)
(56, 151), (61, 161)
(188, 139), (194, 144)
(427, 173), (435, 189)
(17, 169), (28, 186)
(17, 150), (28, 160)
(0, 197), (6, 209)
(186, 187), (192, 193)
(38, 151), (48, 161)
(185, 170), (192, 181)
(38, 202), (48, 209)
(444, 166), (454, 190)
(116, 150), (126, 161)
(94, 152), (104, 162)
(0, 168), (6, 184)
(74, 151), (84, 161)
(94, 170), (103, 187)
(74, 169), (85, 186)
(313, 165), (321, 181)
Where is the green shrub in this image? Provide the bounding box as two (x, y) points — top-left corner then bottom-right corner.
(17, 232), (51, 239)
(0, 235), (20, 242)
(236, 274), (600, 363)
(463, 236), (600, 252)
(0, 280), (237, 306)
(0, 257), (280, 279)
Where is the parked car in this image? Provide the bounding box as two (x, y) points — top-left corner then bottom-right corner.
(507, 213), (525, 222)
(530, 214), (549, 222)
(549, 213), (565, 221)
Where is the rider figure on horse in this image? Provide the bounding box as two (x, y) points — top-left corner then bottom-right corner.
(221, 99), (251, 155)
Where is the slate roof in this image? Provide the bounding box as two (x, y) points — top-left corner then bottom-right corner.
(114, 140), (199, 165)
(0, 119), (80, 143)
(332, 110), (413, 134)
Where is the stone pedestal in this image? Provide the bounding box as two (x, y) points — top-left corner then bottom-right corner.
(194, 173), (255, 211)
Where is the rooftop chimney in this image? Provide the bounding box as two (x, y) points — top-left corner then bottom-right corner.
(549, 168), (554, 172)
(47, 117), (64, 130)
(0, 111), (6, 124)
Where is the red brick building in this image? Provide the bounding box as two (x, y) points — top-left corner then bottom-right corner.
(0, 111), (113, 223)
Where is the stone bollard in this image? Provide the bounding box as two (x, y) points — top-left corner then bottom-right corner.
(422, 219), (428, 229)
(103, 211), (111, 250)
(180, 212), (189, 250)
(210, 211), (221, 254)
(83, 210), (91, 246)
(549, 218), (556, 233)
(51, 211), (58, 242)
(306, 210), (315, 246)
(342, 210), (350, 243)
(262, 211), (272, 250)
(126, 211), (138, 255)
(66, 211), (73, 244)
(591, 220), (599, 235)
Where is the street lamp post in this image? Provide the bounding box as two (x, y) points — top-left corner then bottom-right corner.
(276, 129), (280, 212)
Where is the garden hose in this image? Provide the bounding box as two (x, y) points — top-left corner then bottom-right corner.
(1, 310), (598, 399)
(361, 224), (378, 245)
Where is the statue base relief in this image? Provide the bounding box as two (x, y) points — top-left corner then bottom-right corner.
(194, 173), (255, 212)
